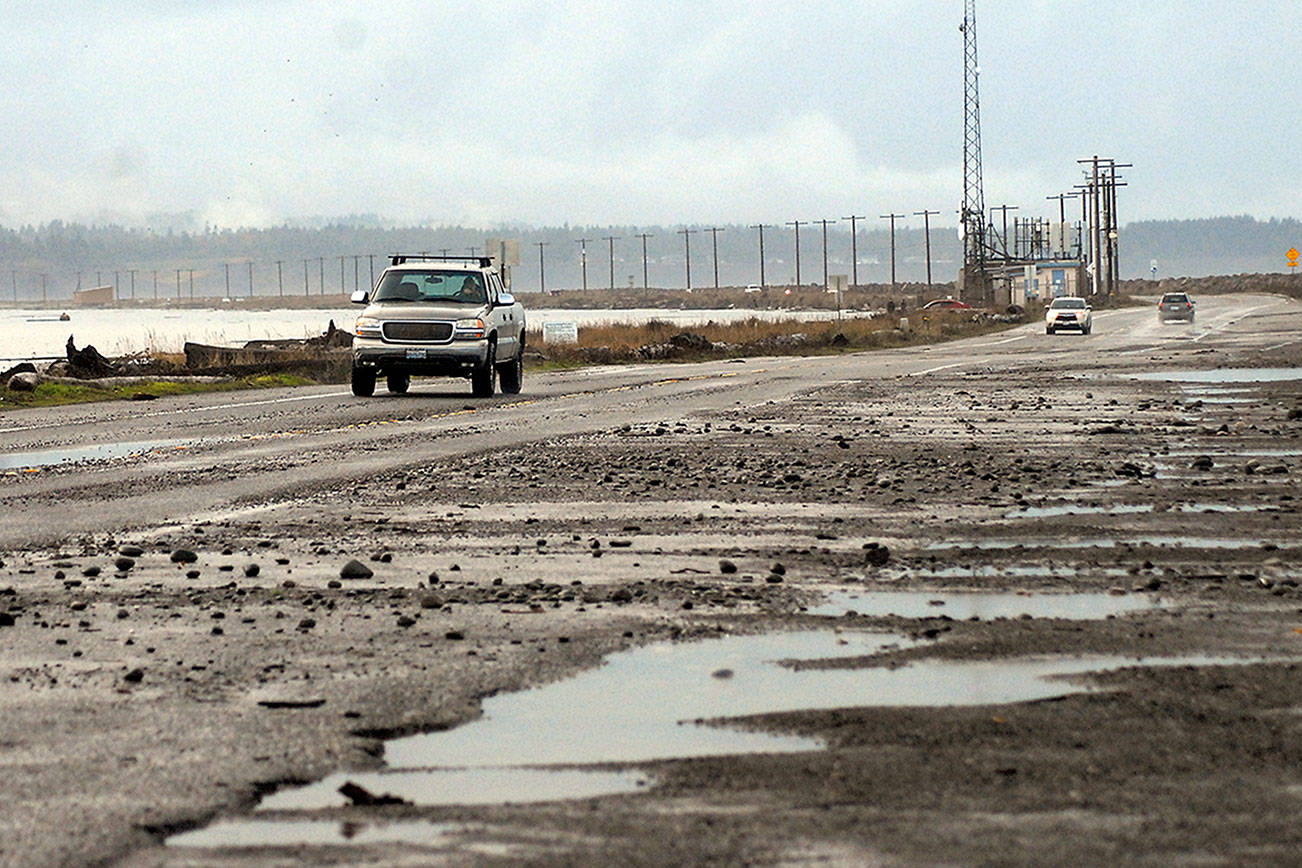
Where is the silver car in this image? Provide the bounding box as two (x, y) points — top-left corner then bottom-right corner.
(1045, 297), (1092, 335)
(1157, 292), (1196, 323)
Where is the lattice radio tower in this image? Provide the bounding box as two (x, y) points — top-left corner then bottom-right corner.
(960, 0), (988, 270)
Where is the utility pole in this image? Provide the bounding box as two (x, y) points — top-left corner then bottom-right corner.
(368, 254), (375, 289)
(576, 238), (590, 291)
(303, 259), (310, 296)
(786, 220), (805, 285)
(276, 260), (284, 296)
(225, 263), (231, 297)
(248, 261), (254, 296)
(678, 228), (698, 290)
(175, 269), (181, 298)
(188, 268), (195, 299)
(989, 205), (1018, 258)
(603, 235), (619, 291)
(1046, 193), (1079, 256)
(318, 257), (325, 295)
(880, 213), (905, 289)
(152, 269), (158, 299)
(816, 219), (836, 289)
(750, 224), (769, 289)
(129, 269), (137, 300)
(339, 256), (346, 294)
(40, 273), (47, 303)
(842, 215), (864, 287)
(537, 241), (549, 294)
(914, 210), (939, 286)
(636, 233), (653, 290)
(707, 226), (725, 289)
(11, 269), (17, 302)
(353, 255), (360, 293)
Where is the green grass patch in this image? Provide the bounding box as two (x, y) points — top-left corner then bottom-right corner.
(0, 372), (316, 412)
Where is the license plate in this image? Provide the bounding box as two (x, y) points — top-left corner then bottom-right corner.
(405, 348), (427, 360)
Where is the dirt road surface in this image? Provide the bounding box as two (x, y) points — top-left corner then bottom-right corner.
(2, 293), (1300, 866)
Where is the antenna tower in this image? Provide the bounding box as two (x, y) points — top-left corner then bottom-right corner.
(960, 0), (987, 268)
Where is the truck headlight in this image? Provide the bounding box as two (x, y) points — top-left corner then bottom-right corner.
(355, 317), (383, 338)
(453, 318), (485, 340)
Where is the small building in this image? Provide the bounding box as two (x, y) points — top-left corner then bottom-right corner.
(73, 285), (115, 306)
(990, 261), (1087, 305)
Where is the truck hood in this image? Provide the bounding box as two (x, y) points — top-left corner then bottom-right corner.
(362, 301), (489, 321)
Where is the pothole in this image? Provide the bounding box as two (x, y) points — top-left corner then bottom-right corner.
(0, 438), (196, 471)
(811, 590), (1162, 620)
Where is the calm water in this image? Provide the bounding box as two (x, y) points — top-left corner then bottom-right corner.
(0, 306), (859, 362)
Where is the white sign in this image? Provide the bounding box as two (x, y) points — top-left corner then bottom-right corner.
(542, 321), (579, 344)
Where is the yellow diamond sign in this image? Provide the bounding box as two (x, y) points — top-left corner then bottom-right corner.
(1290, 248), (1300, 268)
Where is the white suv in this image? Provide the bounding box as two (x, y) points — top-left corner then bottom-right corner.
(350, 255), (526, 397)
(1045, 297), (1092, 335)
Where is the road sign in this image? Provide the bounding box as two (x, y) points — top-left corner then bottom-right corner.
(1288, 248), (1300, 270)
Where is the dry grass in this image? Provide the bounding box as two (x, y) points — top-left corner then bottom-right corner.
(528, 310), (1008, 366)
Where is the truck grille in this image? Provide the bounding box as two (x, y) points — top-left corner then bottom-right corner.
(382, 321), (454, 343)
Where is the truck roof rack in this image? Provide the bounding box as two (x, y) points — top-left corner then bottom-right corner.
(389, 253), (494, 267)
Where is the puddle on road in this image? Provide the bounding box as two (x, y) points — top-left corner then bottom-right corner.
(259, 767), (652, 812)
(1005, 504), (1155, 519)
(170, 626), (1267, 852)
(811, 591), (1160, 621)
(171, 818), (465, 849)
(1132, 368), (1302, 384)
(0, 438), (195, 470)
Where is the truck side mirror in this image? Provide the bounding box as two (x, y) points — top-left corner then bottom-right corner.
(350, 290), (369, 304)
(497, 292), (515, 306)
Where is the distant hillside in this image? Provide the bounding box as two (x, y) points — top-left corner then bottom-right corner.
(0, 216), (1296, 301)
(1122, 216), (1300, 279)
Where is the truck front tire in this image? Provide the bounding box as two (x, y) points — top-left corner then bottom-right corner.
(499, 344), (523, 395)
(351, 366), (376, 397)
(472, 341), (497, 398)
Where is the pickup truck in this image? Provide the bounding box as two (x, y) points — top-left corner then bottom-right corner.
(349, 254), (525, 397)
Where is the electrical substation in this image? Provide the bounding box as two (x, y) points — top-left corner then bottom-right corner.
(958, 0), (1126, 307)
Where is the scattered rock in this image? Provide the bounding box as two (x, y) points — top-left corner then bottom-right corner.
(123, 668), (144, 684)
(118, 545), (145, 557)
(6, 372), (39, 392)
(258, 697), (326, 710)
(169, 549), (198, 564)
(339, 559), (374, 580)
(864, 543), (891, 566)
(243, 563), (260, 577)
(114, 557), (135, 572)
(0, 612), (15, 627)
(1190, 456), (1214, 471)
(338, 781), (409, 807)
(719, 559), (738, 575)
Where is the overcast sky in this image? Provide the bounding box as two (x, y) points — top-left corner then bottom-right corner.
(1, 0), (1296, 230)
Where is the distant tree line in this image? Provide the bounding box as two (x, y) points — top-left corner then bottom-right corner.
(0, 215), (1296, 301)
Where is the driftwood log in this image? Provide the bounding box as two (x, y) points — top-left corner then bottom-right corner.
(65, 336), (117, 378)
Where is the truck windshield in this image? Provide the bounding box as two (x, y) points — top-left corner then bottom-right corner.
(373, 271), (487, 303)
